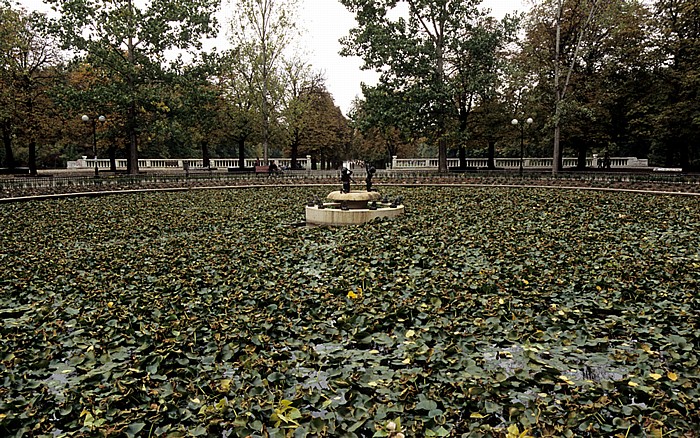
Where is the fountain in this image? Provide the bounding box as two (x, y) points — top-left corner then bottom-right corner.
(305, 166), (405, 226)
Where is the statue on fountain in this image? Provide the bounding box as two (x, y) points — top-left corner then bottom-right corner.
(365, 164), (376, 192)
(340, 167), (355, 193)
(306, 166), (404, 225)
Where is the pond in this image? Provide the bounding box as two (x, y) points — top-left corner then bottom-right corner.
(0, 186), (698, 436)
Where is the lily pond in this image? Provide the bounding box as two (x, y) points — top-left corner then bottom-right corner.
(1, 186), (698, 437)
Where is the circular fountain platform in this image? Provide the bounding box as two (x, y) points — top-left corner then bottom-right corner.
(326, 190), (382, 209)
(305, 190), (404, 226)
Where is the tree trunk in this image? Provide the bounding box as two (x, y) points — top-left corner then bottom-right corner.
(202, 141), (210, 168)
(458, 96), (469, 169)
(553, 122), (562, 172)
(1, 120), (15, 169)
(438, 137), (448, 172)
(28, 140), (37, 176)
(290, 130), (300, 169)
(126, 0), (139, 175)
(665, 143), (675, 168)
(385, 136), (397, 167)
(26, 95), (37, 176)
(238, 137), (246, 168)
(262, 93), (269, 165)
(436, 33), (448, 173)
(127, 112), (138, 175)
(487, 139), (496, 170)
(261, 6), (270, 166)
(679, 140), (690, 171)
(109, 145), (117, 172)
(553, 0), (563, 174)
(577, 144), (587, 169)
(291, 148), (298, 169)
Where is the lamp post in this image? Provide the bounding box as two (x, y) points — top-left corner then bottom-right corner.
(512, 117), (533, 176)
(82, 115), (105, 177)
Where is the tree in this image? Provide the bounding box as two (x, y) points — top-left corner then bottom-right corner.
(549, 0), (603, 172)
(450, 14), (519, 169)
(280, 59), (324, 169)
(341, 0), (513, 172)
(469, 88), (517, 170)
(522, 0), (592, 171)
(287, 84), (350, 169)
(215, 49), (262, 168)
(348, 83), (415, 164)
(54, 61), (129, 171)
(0, 1), (20, 169)
(0, 2), (60, 174)
(46, 0), (219, 174)
(168, 54), (224, 167)
(228, 0), (299, 165)
(649, 0), (700, 170)
(520, 0), (659, 171)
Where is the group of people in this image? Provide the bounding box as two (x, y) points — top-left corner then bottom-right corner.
(268, 161), (282, 175)
(255, 159), (306, 174)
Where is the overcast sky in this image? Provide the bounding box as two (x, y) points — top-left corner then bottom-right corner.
(299, 0), (527, 115)
(17, 0), (527, 115)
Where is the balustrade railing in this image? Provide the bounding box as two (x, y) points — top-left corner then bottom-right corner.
(3, 158), (698, 197)
(390, 156), (649, 170)
(66, 155), (650, 171)
(67, 156), (313, 170)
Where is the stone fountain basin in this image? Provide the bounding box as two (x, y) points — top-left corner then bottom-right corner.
(305, 190), (404, 226)
(305, 204), (404, 226)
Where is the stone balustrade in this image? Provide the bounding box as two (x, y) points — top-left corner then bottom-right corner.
(66, 155), (649, 171)
(390, 156), (649, 170)
(67, 156), (313, 170)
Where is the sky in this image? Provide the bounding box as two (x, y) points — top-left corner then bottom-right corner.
(299, 0), (527, 115)
(17, 0), (527, 115)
